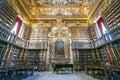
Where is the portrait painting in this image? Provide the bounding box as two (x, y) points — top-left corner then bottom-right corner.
(55, 40), (64, 56)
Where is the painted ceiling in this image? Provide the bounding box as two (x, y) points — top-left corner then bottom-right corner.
(13, 0), (101, 21)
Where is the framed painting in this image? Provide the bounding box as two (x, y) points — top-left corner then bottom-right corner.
(55, 40), (64, 56)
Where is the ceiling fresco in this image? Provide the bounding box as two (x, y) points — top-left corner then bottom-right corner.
(25, 0), (95, 16)
(14, 0), (101, 21)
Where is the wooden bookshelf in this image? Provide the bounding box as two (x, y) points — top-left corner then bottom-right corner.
(0, 0), (17, 29)
(110, 42), (120, 66)
(103, 0), (120, 30)
(16, 49), (26, 66)
(73, 49), (93, 71)
(29, 28), (48, 42)
(0, 43), (7, 68)
(10, 46), (20, 66)
(26, 50), (35, 66)
(70, 27), (90, 42)
(95, 47), (109, 66)
(2, 46), (27, 67)
(0, 24), (11, 41)
(89, 24), (97, 41)
(22, 25), (31, 40)
(26, 49), (47, 71)
(110, 25), (120, 41)
(27, 27), (48, 50)
(92, 49), (101, 65)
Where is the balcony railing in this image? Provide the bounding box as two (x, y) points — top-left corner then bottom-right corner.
(0, 26), (28, 48)
(1, 25), (120, 49)
(28, 41), (47, 49)
(94, 25), (120, 48)
(72, 42), (92, 49)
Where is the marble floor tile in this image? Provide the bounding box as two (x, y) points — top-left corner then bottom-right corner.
(23, 71), (98, 80)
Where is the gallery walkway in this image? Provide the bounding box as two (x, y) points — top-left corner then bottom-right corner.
(23, 71), (98, 80)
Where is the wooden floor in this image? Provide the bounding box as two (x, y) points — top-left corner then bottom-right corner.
(23, 71), (98, 80)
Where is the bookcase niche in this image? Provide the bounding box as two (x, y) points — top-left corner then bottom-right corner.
(22, 24), (31, 40)
(26, 49), (47, 71)
(88, 24), (97, 41)
(73, 49), (93, 71)
(0, 0), (17, 29)
(0, 43), (7, 68)
(94, 46), (109, 66)
(103, 0), (120, 30)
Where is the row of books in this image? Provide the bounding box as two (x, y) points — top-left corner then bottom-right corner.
(88, 24), (97, 41)
(73, 42), (120, 68)
(103, 0), (120, 29)
(70, 27), (90, 42)
(73, 49), (93, 70)
(0, 0), (17, 28)
(27, 50), (47, 71)
(28, 28), (48, 41)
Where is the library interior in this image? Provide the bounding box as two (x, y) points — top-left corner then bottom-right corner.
(0, 0), (120, 80)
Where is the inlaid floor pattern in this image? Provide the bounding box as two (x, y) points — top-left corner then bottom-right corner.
(23, 71), (98, 80)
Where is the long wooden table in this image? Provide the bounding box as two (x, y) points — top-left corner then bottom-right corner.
(52, 64), (73, 74)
